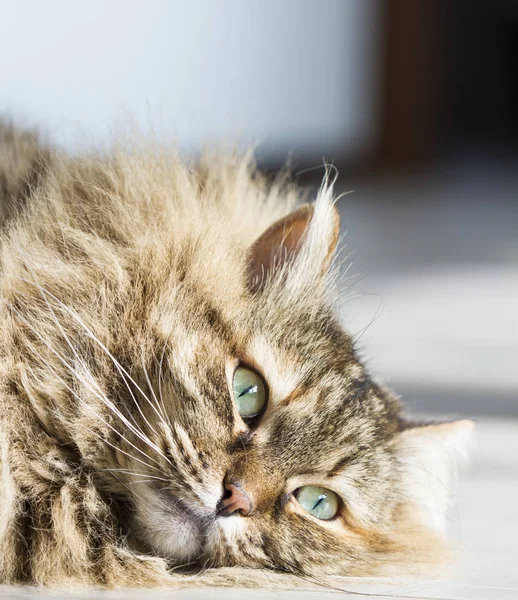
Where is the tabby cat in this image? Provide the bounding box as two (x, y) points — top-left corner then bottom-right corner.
(0, 123), (473, 588)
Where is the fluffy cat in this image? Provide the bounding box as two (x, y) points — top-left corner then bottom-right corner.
(0, 123), (473, 588)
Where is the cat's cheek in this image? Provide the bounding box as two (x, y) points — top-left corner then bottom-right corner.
(205, 516), (271, 568)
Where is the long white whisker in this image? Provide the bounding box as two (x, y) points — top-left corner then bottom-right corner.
(156, 341), (170, 423)
(34, 288), (164, 451)
(36, 283), (171, 430)
(141, 352), (170, 427)
(24, 275), (163, 441)
(24, 359), (163, 473)
(23, 362), (162, 474)
(105, 469), (149, 506)
(129, 479), (168, 485)
(11, 304), (164, 469)
(78, 418), (163, 474)
(101, 468), (169, 483)
(14, 276), (175, 468)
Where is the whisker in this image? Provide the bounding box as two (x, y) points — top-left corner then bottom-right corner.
(156, 342), (169, 421)
(14, 276), (174, 466)
(100, 468), (169, 483)
(24, 275), (164, 442)
(24, 361), (162, 474)
(104, 468), (150, 506)
(141, 352), (170, 427)
(128, 478), (168, 485)
(81, 426), (163, 474)
(12, 305), (164, 470)
(292, 572), (433, 599)
(41, 285), (172, 433)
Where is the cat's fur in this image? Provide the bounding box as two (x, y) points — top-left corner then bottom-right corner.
(0, 123), (473, 588)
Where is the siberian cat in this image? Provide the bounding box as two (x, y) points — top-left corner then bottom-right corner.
(0, 123), (473, 587)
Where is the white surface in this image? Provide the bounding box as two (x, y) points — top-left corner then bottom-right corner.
(0, 0), (380, 160)
(333, 172), (518, 414)
(1, 418), (517, 599)
(346, 265), (518, 394)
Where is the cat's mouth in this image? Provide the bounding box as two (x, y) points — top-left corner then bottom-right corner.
(137, 486), (252, 565)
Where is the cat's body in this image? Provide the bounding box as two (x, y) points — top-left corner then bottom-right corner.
(0, 123), (473, 587)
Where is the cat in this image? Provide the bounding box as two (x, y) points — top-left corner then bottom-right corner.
(0, 122), (473, 588)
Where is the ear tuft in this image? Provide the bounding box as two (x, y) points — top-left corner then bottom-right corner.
(246, 198), (339, 294)
(247, 204), (313, 292)
(394, 420), (475, 533)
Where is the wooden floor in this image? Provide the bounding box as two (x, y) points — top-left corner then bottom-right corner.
(1, 417), (516, 600)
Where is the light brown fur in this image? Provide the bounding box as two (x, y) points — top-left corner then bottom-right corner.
(0, 123), (473, 588)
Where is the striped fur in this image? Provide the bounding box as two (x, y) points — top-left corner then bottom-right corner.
(0, 123), (473, 587)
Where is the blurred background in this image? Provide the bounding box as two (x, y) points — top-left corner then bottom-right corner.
(1, 0), (516, 418)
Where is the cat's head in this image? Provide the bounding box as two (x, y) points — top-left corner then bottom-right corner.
(103, 174), (474, 577)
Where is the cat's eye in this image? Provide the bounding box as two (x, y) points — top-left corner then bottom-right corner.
(232, 366), (267, 420)
(295, 486), (339, 520)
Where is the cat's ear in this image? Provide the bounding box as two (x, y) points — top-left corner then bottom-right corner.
(246, 198), (339, 293)
(393, 420), (475, 533)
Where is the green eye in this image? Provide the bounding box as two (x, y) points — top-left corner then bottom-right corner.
(296, 486), (339, 520)
(232, 367), (267, 419)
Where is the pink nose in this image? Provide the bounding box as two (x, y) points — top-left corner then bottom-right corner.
(217, 482), (252, 516)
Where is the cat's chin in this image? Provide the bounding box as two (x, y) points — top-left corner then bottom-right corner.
(133, 486), (206, 563)
(133, 487), (252, 566)
(146, 512), (203, 563)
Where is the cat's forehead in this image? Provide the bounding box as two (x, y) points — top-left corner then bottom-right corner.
(245, 331), (364, 405)
(246, 330), (377, 434)
(245, 334), (308, 400)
